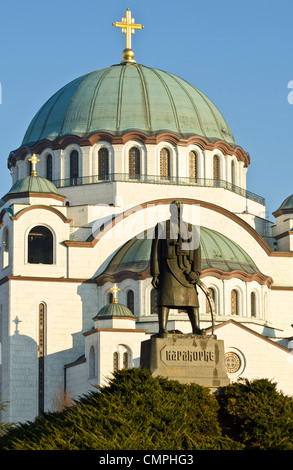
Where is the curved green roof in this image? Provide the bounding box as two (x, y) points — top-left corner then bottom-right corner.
(22, 63), (235, 146)
(5, 175), (63, 198)
(100, 226), (260, 278)
(278, 194), (293, 211)
(95, 302), (135, 318)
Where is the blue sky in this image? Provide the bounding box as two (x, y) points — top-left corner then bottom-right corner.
(0, 0), (292, 218)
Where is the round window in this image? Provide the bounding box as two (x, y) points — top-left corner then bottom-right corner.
(225, 351), (241, 374)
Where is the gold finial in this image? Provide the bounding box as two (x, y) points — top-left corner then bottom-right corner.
(28, 154), (40, 176)
(112, 8), (144, 63)
(110, 283), (120, 303)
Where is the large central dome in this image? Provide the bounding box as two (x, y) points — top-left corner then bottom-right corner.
(22, 63), (235, 147)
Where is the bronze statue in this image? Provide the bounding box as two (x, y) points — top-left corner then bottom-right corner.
(150, 200), (202, 335)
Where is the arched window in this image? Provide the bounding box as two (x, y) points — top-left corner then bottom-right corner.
(123, 352), (129, 369)
(189, 150), (198, 181)
(70, 150), (79, 181)
(213, 155), (220, 180)
(129, 147), (140, 179)
(264, 292), (268, 320)
(127, 290), (134, 314)
(113, 352), (119, 372)
(251, 292), (257, 318)
(150, 288), (158, 314)
(89, 346), (95, 378)
(98, 148), (109, 179)
(3, 228), (9, 268)
(231, 160), (236, 186)
(231, 289), (239, 316)
(108, 292), (114, 304)
(113, 346), (131, 372)
(160, 148), (170, 180)
(27, 159), (32, 176)
(28, 226), (53, 264)
(46, 154), (53, 181)
(206, 288), (215, 314)
(38, 303), (45, 416)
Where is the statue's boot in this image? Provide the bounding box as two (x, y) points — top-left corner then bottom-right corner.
(187, 308), (202, 334)
(158, 307), (169, 335)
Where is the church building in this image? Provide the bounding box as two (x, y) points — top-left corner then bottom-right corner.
(1, 9), (293, 424)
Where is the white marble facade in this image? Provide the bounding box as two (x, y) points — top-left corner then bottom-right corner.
(1, 85), (293, 423)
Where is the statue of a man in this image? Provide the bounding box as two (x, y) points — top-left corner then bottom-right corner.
(150, 200), (201, 335)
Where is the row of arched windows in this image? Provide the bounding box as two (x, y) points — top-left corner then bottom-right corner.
(207, 287), (262, 318)
(107, 286), (263, 319)
(23, 148), (237, 184)
(88, 344), (131, 378)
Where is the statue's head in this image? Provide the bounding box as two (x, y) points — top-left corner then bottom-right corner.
(169, 200), (182, 219)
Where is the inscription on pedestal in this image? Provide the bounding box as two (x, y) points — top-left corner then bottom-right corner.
(163, 347), (215, 365)
(140, 334), (230, 390)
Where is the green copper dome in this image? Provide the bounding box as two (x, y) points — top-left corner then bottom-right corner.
(22, 64), (235, 146)
(99, 226), (260, 279)
(4, 175), (63, 198)
(278, 194), (293, 211)
(95, 302), (135, 318)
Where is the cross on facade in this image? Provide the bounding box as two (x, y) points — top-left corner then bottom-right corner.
(110, 283), (120, 303)
(13, 316), (22, 334)
(28, 153), (40, 176)
(112, 8), (144, 62)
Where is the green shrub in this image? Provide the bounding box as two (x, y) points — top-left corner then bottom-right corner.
(4, 371), (291, 450)
(0, 368), (240, 450)
(218, 378), (293, 450)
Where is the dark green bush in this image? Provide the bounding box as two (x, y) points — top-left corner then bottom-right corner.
(2, 371), (292, 450)
(218, 378), (293, 450)
(0, 368), (240, 450)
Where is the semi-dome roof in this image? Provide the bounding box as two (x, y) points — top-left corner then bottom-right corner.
(94, 302), (135, 319)
(278, 194), (293, 211)
(22, 63), (235, 147)
(98, 226), (261, 281)
(3, 175), (63, 200)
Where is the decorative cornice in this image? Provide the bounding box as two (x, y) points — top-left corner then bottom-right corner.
(0, 275), (96, 286)
(272, 208), (293, 218)
(209, 319), (289, 353)
(95, 267), (273, 287)
(271, 285), (293, 291)
(2, 191), (65, 203)
(83, 327), (148, 336)
(200, 268), (273, 287)
(0, 205), (71, 226)
(7, 205), (72, 223)
(8, 132), (250, 169)
(274, 231), (293, 240)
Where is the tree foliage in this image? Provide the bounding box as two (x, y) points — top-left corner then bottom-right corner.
(218, 378), (293, 450)
(0, 368), (239, 450)
(1, 369), (293, 450)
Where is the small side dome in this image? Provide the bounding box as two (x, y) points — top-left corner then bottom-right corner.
(278, 194), (293, 212)
(3, 175), (64, 201)
(94, 302), (135, 319)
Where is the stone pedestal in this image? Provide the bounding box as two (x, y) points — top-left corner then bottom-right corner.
(140, 334), (229, 391)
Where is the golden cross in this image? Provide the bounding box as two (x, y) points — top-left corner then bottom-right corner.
(28, 153), (40, 176)
(112, 8), (144, 62)
(110, 283), (120, 303)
